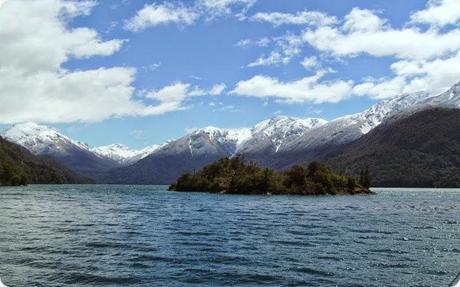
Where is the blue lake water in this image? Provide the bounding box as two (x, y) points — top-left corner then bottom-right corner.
(0, 185), (459, 287)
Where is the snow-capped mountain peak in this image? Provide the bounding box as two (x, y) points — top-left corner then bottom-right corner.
(286, 82), (460, 154)
(186, 126), (238, 156)
(192, 126), (226, 140)
(352, 82), (460, 134)
(418, 81), (460, 108)
(184, 116), (329, 156)
(192, 126), (252, 147)
(91, 143), (161, 165)
(352, 91), (430, 134)
(2, 122), (161, 166)
(446, 80), (460, 96)
(91, 144), (138, 162)
(237, 116), (328, 153)
(227, 128), (252, 146)
(1, 122), (89, 155)
(253, 116), (327, 136)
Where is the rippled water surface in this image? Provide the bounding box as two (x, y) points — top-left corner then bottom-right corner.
(0, 185), (459, 287)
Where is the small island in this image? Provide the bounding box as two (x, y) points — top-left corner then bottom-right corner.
(169, 157), (371, 195)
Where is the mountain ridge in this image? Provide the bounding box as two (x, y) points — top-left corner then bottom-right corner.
(2, 123), (120, 178)
(91, 143), (162, 165)
(326, 108), (460, 187)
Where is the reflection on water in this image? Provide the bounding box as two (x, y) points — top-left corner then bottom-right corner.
(0, 185), (459, 286)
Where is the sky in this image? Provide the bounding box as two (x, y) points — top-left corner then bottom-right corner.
(1, 0), (460, 149)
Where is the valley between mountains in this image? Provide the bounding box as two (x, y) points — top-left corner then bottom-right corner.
(2, 82), (460, 187)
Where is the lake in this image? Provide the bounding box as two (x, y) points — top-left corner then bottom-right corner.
(0, 185), (459, 286)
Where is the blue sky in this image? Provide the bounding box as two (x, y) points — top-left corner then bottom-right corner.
(1, 0), (460, 148)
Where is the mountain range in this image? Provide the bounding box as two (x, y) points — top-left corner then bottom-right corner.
(1, 123), (160, 179)
(2, 81), (460, 186)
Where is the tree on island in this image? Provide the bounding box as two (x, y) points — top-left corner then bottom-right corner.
(170, 157), (371, 195)
(359, 166), (371, 189)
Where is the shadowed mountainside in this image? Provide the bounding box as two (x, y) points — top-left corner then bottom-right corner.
(102, 130), (231, 184)
(0, 137), (92, 186)
(326, 108), (460, 187)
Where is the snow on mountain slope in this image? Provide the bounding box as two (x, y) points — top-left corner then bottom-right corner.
(188, 126), (248, 156)
(348, 81), (460, 135)
(143, 126), (253, 161)
(2, 122), (91, 155)
(1, 122), (122, 177)
(91, 143), (161, 165)
(418, 81), (460, 108)
(1, 123), (164, 166)
(192, 126), (252, 146)
(138, 144), (163, 158)
(144, 127), (231, 161)
(152, 117), (328, 159)
(226, 128), (253, 146)
(286, 82), (460, 153)
(103, 117), (331, 184)
(351, 91), (430, 134)
(237, 116), (328, 154)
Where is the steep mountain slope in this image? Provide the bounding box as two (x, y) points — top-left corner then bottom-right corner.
(0, 136), (91, 185)
(419, 82), (460, 108)
(285, 91), (431, 154)
(91, 143), (161, 165)
(103, 127), (248, 184)
(271, 82), (460, 169)
(239, 116), (327, 153)
(2, 123), (119, 178)
(326, 108), (460, 187)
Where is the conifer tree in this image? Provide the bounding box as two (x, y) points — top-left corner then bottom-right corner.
(360, 166), (371, 189)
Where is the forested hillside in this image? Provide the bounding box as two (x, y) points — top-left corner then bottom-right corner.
(326, 108), (460, 187)
(0, 137), (91, 186)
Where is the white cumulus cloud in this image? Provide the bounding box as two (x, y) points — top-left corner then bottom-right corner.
(141, 82), (226, 115)
(124, 3), (199, 32)
(252, 11), (337, 27)
(209, 83), (227, 95)
(125, 0), (256, 32)
(247, 34), (303, 67)
(343, 8), (387, 32)
(231, 71), (353, 104)
(142, 82), (194, 115)
(0, 0), (214, 124)
(248, 51), (292, 67)
(302, 8), (460, 60)
(199, 0), (256, 14)
(354, 51), (460, 99)
(411, 0), (460, 27)
(301, 56), (319, 70)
